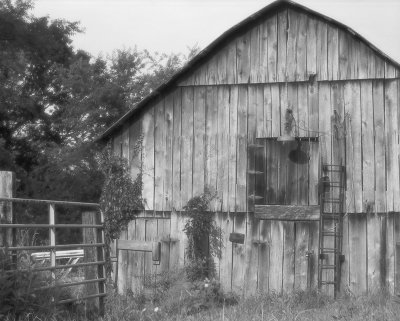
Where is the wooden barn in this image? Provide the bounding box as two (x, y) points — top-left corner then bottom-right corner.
(98, 0), (400, 296)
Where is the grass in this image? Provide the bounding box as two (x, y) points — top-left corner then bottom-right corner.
(98, 287), (400, 321)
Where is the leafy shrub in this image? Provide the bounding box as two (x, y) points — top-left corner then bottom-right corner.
(183, 189), (222, 280)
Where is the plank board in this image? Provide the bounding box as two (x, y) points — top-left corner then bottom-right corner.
(244, 214), (259, 295)
(385, 80), (399, 212)
(269, 220), (284, 292)
(142, 106), (155, 210)
(172, 89), (182, 210)
(348, 215), (367, 294)
(228, 86), (238, 212)
(367, 212), (381, 291)
(277, 9), (288, 82)
(327, 25), (339, 81)
(236, 31), (251, 83)
(249, 25), (260, 83)
(258, 220), (271, 292)
(282, 221), (295, 292)
(316, 19), (328, 81)
(231, 213), (247, 294)
(180, 87), (194, 206)
(294, 222), (309, 289)
(361, 81), (375, 212)
(296, 12), (307, 81)
(217, 86), (230, 211)
(164, 93), (174, 210)
(306, 16), (317, 76)
(205, 86), (218, 192)
(193, 87), (206, 196)
(154, 100), (165, 211)
(236, 86), (248, 212)
(220, 212), (234, 291)
(373, 81), (386, 213)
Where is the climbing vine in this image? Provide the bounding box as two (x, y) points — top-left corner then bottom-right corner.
(98, 139), (144, 242)
(183, 189), (223, 281)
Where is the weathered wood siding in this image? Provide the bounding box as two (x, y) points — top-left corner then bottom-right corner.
(178, 8), (398, 87)
(110, 5), (400, 296)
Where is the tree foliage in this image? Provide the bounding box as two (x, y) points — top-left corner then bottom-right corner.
(0, 0), (198, 242)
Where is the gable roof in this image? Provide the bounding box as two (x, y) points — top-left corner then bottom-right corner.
(97, 0), (400, 142)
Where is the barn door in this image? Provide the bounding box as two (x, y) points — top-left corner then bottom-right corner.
(250, 138), (320, 291)
(114, 215), (171, 295)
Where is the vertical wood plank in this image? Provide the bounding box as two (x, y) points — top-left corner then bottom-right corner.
(266, 15), (277, 83)
(142, 106), (155, 210)
(271, 84), (281, 137)
(244, 215), (259, 295)
(226, 41), (237, 84)
(373, 81), (386, 213)
(220, 212), (234, 292)
(349, 215), (367, 294)
(205, 86), (218, 192)
(306, 16), (317, 76)
(361, 81), (375, 212)
(193, 87), (206, 196)
(217, 86), (230, 211)
(172, 89), (182, 210)
(345, 82), (362, 213)
(249, 25), (260, 83)
(217, 50), (227, 84)
(269, 221), (284, 292)
(277, 9), (288, 82)
(181, 87), (194, 206)
(327, 25), (339, 81)
(282, 222), (295, 292)
(260, 20), (269, 83)
(286, 9), (298, 82)
(386, 213), (395, 293)
(164, 93), (174, 210)
(228, 86), (238, 212)
(308, 82), (319, 137)
(338, 30), (350, 80)
(367, 212), (381, 291)
(154, 100), (165, 211)
(236, 86), (248, 212)
(294, 222), (309, 290)
(316, 20), (328, 81)
(296, 12), (307, 81)
(237, 31), (251, 84)
(231, 213), (246, 294)
(258, 220), (271, 292)
(308, 221), (319, 289)
(385, 80), (399, 212)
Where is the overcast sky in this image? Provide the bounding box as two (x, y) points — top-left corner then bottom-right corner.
(33, 0), (400, 63)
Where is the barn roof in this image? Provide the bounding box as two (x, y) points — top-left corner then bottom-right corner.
(97, 0), (400, 142)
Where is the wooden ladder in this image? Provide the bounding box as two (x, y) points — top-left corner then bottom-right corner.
(318, 164), (345, 297)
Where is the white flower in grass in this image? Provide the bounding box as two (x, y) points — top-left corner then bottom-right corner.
(204, 283), (209, 288)
(154, 307), (160, 312)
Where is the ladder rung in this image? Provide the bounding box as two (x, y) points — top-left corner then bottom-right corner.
(321, 265), (336, 269)
(320, 248), (339, 253)
(248, 195), (263, 200)
(320, 281), (336, 285)
(247, 170), (264, 175)
(322, 199), (341, 203)
(248, 144), (264, 148)
(321, 231), (342, 237)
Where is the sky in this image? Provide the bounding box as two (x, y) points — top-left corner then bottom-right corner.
(32, 0), (400, 63)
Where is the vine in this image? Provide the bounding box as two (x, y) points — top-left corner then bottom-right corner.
(98, 140), (144, 274)
(182, 189), (223, 281)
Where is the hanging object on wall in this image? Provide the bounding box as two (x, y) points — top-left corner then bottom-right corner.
(277, 108), (296, 142)
(288, 140), (309, 164)
(229, 232), (245, 244)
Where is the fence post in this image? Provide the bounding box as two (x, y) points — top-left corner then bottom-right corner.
(49, 204), (56, 284)
(0, 171), (14, 249)
(82, 210), (102, 316)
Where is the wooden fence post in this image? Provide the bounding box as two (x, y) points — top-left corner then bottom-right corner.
(82, 210), (99, 315)
(0, 171), (14, 249)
